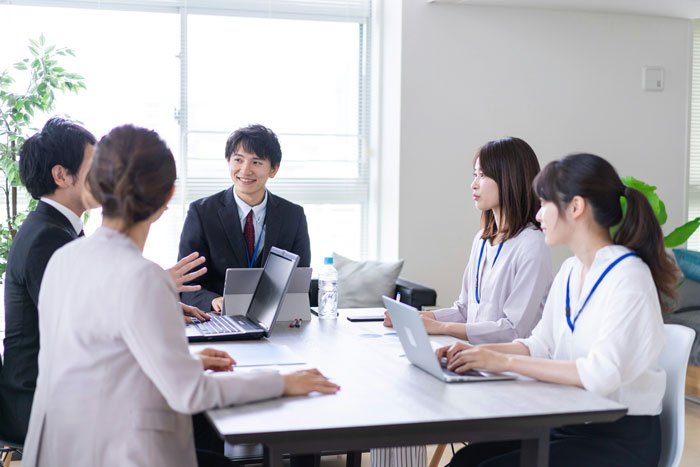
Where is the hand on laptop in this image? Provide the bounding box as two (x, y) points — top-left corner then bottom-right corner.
(197, 348), (236, 372)
(282, 369), (340, 396)
(182, 302), (210, 324)
(211, 297), (223, 313)
(168, 252), (207, 293)
(435, 342), (508, 374)
(436, 342), (471, 363)
(382, 310), (392, 327)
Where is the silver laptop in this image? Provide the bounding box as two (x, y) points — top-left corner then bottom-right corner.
(187, 247), (299, 342)
(222, 267), (312, 322)
(382, 296), (514, 383)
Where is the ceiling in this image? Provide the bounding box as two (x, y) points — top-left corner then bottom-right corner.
(428, 0), (700, 19)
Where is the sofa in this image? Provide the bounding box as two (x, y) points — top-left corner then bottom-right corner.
(663, 249), (700, 398)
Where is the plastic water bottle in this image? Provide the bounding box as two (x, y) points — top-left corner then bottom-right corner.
(318, 257), (338, 319)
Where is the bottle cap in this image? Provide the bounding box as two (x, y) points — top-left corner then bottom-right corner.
(324, 257), (333, 264)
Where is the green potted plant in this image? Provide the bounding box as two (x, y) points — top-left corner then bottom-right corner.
(620, 176), (700, 286)
(619, 176), (700, 247)
(0, 35), (86, 282)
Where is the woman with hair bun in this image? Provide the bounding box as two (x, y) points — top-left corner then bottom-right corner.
(440, 153), (678, 467)
(22, 125), (338, 467)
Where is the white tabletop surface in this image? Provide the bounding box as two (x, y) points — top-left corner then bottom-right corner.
(191, 310), (626, 445)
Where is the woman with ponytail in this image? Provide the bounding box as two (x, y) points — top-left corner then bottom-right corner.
(439, 153), (677, 467)
(22, 125), (339, 467)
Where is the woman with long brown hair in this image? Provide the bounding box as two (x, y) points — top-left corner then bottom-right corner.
(440, 153), (677, 467)
(378, 137), (552, 467)
(385, 137), (552, 344)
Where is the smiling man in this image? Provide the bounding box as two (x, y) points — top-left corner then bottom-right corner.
(178, 124), (311, 312)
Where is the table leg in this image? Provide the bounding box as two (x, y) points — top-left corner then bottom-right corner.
(263, 445), (284, 467)
(346, 450), (362, 467)
(519, 432), (549, 467)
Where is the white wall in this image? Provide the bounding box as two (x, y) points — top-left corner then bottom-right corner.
(374, 0), (403, 261)
(386, 1), (692, 306)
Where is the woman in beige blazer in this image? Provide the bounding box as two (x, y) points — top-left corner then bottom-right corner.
(22, 125), (338, 467)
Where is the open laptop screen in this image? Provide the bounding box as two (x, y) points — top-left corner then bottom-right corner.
(246, 248), (299, 332)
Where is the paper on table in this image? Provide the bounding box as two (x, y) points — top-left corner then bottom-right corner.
(191, 342), (305, 367)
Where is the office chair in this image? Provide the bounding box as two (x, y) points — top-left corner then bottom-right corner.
(658, 324), (695, 467)
(429, 444), (447, 467)
(429, 324), (697, 467)
(0, 439), (22, 467)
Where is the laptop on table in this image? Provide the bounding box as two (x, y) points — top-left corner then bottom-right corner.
(187, 247), (300, 342)
(221, 267), (312, 322)
(382, 296), (514, 383)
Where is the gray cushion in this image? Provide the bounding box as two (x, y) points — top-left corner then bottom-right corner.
(333, 252), (404, 308)
(673, 277), (700, 313)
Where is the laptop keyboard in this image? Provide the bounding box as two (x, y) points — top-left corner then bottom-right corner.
(195, 315), (246, 335)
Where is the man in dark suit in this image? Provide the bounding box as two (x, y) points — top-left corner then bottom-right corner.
(179, 124), (316, 465)
(0, 118), (96, 443)
(178, 124), (311, 312)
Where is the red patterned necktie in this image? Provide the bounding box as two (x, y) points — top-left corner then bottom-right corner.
(244, 210), (255, 259)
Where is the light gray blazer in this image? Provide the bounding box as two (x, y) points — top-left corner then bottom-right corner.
(432, 225), (552, 344)
(23, 227), (284, 467)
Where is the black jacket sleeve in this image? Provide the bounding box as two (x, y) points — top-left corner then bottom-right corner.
(292, 207), (311, 268)
(26, 228), (75, 308)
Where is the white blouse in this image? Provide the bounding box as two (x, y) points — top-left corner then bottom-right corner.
(23, 227), (284, 467)
(432, 226), (552, 344)
(515, 245), (666, 416)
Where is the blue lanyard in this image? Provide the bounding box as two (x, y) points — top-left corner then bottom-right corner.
(245, 218), (266, 268)
(474, 239), (504, 304)
(565, 252), (639, 332)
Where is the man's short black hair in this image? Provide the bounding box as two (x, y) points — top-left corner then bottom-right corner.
(19, 117), (96, 199)
(224, 124), (282, 168)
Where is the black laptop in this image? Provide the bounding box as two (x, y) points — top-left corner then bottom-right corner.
(186, 247), (300, 342)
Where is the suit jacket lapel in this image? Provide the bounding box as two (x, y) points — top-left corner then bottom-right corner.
(218, 188), (248, 267)
(35, 200), (79, 238)
(262, 191), (281, 262)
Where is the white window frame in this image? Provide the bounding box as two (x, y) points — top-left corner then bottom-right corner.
(689, 19), (700, 251)
(1, 0), (374, 262)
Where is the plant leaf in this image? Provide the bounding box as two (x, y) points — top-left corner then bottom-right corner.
(621, 175), (665, 225)
(658, 200), (668, 226)
(664, 217), (700, 248)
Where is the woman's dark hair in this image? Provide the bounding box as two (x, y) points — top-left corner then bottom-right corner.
(475, 137), (541, 242)
(88, 125), (176, 231)
(534, 153), (678, 309)
(19, 116), (96, 199)
(225, 124), (282, 168)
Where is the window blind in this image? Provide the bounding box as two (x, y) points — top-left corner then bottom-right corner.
(0, 0), (371, 22)
(0, 1), (373, 272)
(688, 19), (700, 251)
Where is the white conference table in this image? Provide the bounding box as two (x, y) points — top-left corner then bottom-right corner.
(189, 308), (627, 467)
